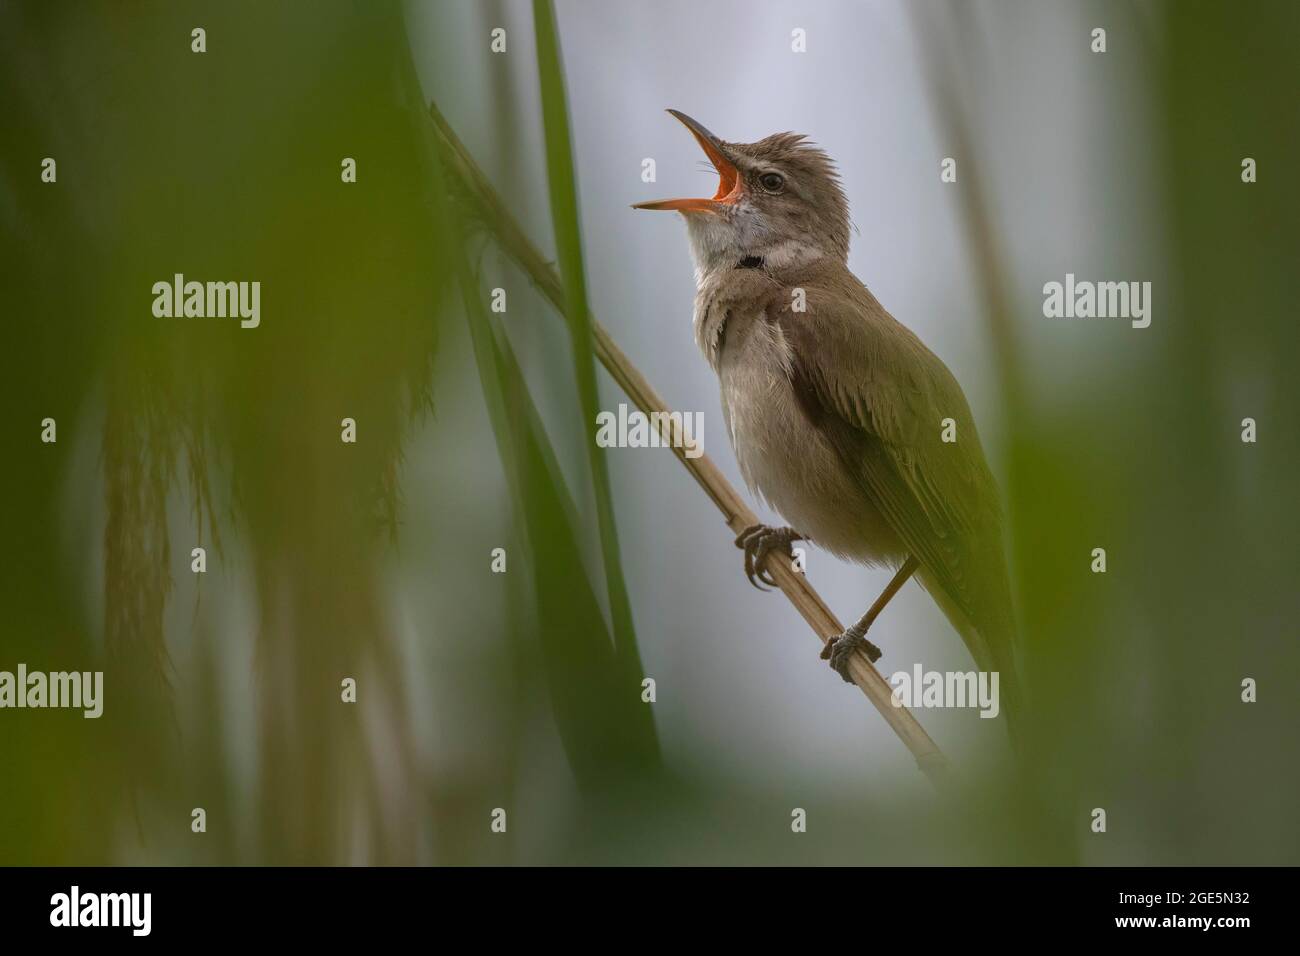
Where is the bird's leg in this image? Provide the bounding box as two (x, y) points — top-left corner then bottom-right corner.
(822, 556), (920, 681)
(733, 523), (804, 591)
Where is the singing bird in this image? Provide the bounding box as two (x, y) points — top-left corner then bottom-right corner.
(634, 111), (1023, 739)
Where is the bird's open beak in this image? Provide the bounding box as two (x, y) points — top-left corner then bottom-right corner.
(632, 110), (742, 213)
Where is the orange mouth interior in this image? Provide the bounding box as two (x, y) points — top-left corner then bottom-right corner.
(633, 114), (742, 212)
(695, 129), (740, 203)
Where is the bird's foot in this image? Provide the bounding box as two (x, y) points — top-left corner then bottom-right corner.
(733, 523), (803, 591)
(820, 625), (882, 681)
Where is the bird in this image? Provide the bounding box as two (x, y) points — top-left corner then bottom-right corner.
(634, 110), (1023, 742)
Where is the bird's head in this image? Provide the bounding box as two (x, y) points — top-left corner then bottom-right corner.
(633, 110), (850, 278)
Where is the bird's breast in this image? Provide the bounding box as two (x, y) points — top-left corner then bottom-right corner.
(714, 310), (905, 566)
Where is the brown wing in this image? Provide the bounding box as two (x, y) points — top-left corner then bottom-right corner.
(770, 270), (1017, 677)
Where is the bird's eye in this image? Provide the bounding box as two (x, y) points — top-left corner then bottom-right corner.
(758, 172), (785, 193)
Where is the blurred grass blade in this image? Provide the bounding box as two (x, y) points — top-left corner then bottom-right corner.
(423, 103), (661, 783)
(532, 0), (649, 689)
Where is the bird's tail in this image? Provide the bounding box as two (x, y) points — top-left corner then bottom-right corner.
(916, 567), (1025, 755)
(961, 615), (1026, 756)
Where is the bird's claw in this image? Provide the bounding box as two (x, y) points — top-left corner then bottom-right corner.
(734, 524), (802, 591)
(820, 627), (882, 681)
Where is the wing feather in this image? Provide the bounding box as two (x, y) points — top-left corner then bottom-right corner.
(770, 272), (1013, 671)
